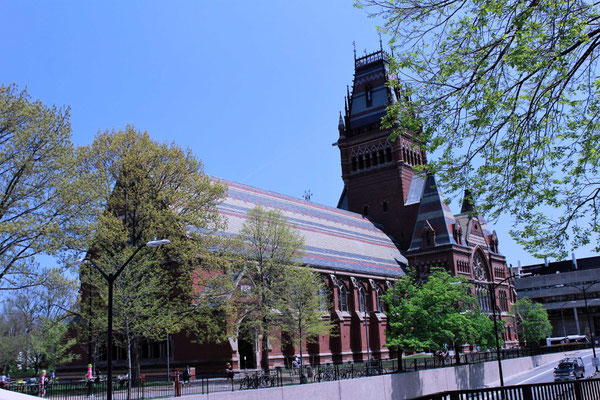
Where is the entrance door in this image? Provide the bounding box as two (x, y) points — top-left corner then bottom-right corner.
(238, 324), (256, 369)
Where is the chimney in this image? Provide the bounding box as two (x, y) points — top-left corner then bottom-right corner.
(572, 251), (578, 270)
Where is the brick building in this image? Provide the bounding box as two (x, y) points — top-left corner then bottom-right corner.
(72, 48), (517, 375)
(168, 48), (518, 370)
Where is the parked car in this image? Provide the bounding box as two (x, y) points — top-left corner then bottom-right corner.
(554, 357), (586, 381)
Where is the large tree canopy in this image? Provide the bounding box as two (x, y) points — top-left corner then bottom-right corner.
(237, 206), (305, 372)
(76, 127), (227, 379)
(0, 85), (77, 290)
(384, 268), (499, 367)
(359, 0), (600, 258)
(513, 297), (553, 345)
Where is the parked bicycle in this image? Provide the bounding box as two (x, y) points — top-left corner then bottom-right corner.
(239, 373), (276, 390)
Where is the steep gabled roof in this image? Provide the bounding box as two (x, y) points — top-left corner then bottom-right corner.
(409, 174), (457, 250)
(214, 178), (407, 278)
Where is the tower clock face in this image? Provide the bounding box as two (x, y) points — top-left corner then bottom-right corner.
(473, 254), (486, 281)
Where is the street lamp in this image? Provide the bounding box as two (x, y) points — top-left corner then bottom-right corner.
(556, 280), (600, 373)
(75, 238), (170, 400)
(364, 307), (370, 370)
(489, 272), (530, 387)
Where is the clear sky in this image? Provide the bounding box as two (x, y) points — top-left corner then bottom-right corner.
(1, 1), (593, 266)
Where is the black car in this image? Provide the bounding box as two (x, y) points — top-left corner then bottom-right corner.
(553, 357), (586, 381)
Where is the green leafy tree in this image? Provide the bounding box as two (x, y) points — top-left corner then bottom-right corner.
(276, 266), (333, 371)
(238, 206), (304, 372)
(29, 318), (78, 373)
(384, 268), (498, 368)
(77, 127), (227, 381)
(0, 85), (79, 290)
(358, 0), (600, 258)
(0, 269), (77, 373)
(513, 297), (553, 345)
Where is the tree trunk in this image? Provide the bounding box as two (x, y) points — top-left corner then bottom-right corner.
(125, 327), (132, 400)
(397, 349), (404, 372)
(261, 321), (270, 373)
(454, 341), (461, 365)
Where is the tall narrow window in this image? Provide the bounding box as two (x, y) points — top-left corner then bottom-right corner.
(358, 287), (366, 313)
(338, 284), (348, 312)
(385, 148), (392, 162)
(383, 200), (389, 213)
(363, 205), (369, 216)
(376, 288), (384, 312)
(319, 288), (328, 312)
(365, 85), (373, 107)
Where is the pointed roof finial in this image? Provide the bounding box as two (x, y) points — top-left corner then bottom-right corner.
(379, 32), (383, 52)
(353, 41), (357, 60)
(338, 112), (345, 129)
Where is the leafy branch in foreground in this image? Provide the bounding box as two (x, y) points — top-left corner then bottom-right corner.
(359, 0), (600, 258)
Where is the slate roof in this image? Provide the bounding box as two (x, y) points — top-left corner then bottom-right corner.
(214, 178), (407, 278)
(409, 174), (458, 250)
(349, 51), (392, 130)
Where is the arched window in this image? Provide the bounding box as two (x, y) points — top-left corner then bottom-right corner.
(319, 287), (328, 312)
(338, 284), (348, 312)
(358, 287), (366, 313)
(476, 284), (490, 312)
(376, 288), (384, 312)
(499, 291), (508, 312)
(472, 253), (488, 281)
(371, 151), (378, 166)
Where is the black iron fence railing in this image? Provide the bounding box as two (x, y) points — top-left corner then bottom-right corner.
(2, 342), (593, 399)
(410, 378), (600, 400)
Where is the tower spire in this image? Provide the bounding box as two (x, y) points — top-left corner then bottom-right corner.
(353, 41), (357, 61)
(379, 33), (383, 52)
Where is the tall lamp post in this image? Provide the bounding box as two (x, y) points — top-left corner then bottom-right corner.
(489, 272), (530, 387)
(557, 280), (600, 373)
(364, 307), (370, 367)
(76, 239), (170, 400)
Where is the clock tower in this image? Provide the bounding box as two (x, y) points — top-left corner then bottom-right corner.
(336, 48), (426, 250)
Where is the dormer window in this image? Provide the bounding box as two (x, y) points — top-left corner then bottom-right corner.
(365, 85), (373, 107)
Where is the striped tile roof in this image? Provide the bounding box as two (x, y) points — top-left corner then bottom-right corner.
(214, 178), (407, 278)
(409, 174), (458, 250)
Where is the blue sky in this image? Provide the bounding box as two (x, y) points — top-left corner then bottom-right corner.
(1, 1), (592, 266)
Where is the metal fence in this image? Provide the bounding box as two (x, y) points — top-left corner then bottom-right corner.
(394, 342), (592, 372)
(410, 379), (600, 400)
(3, 342), (593, 399)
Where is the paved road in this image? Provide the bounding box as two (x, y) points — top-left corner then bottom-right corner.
(504, 348), (599, 386)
